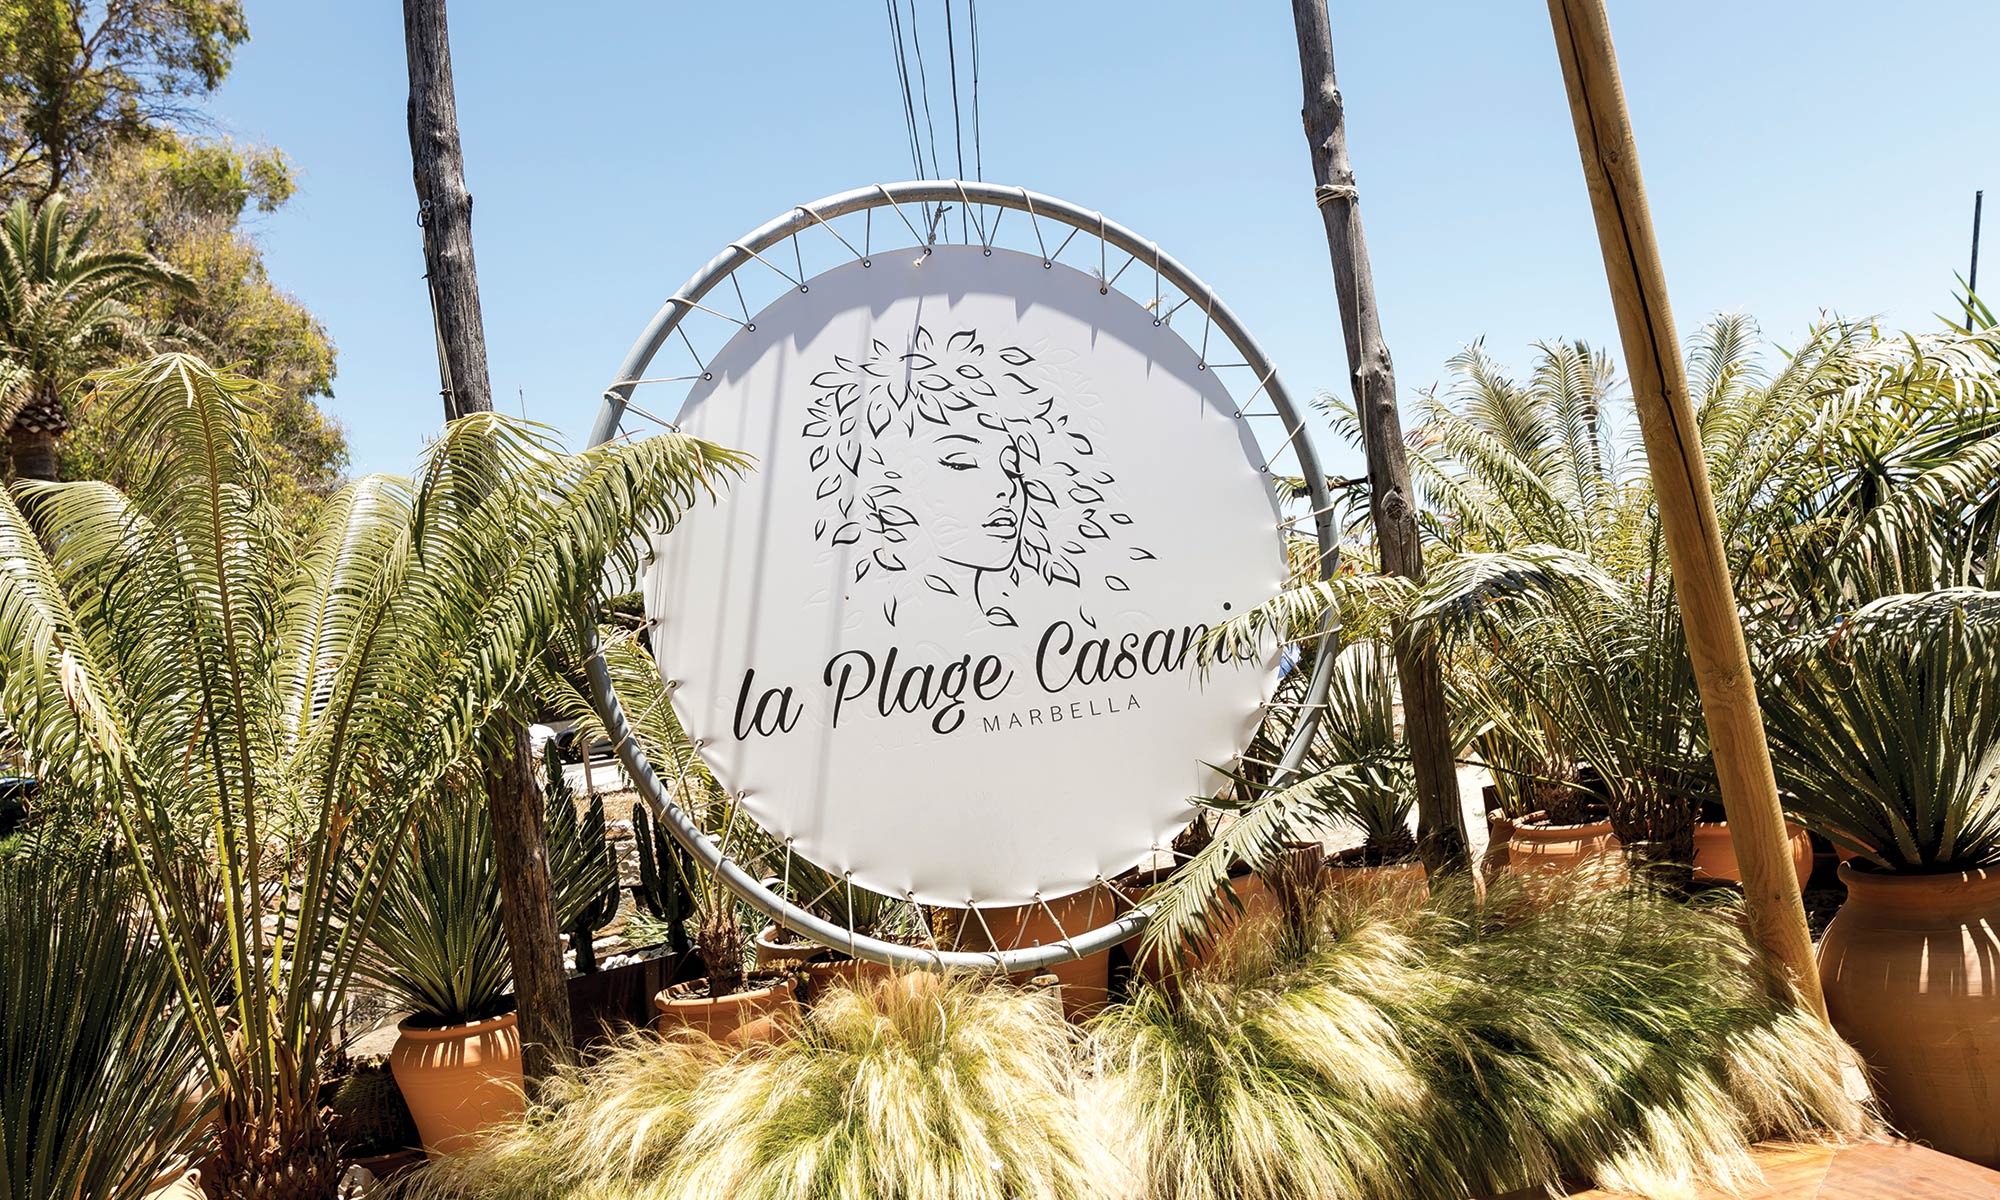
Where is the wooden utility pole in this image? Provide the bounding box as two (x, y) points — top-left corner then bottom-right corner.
(405, 0), (492, 420)
(1290, 0), (1470, 876)
(404, 0), (576, 1077)
(1545, 0), (1825, 1016)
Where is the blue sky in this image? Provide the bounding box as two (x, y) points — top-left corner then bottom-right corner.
(208, 2), (1996, 480)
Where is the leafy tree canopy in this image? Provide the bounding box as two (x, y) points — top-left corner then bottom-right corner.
(0, 0), (247, 196)
(60, 130), (347, 508)
(0, 2), (344, 503)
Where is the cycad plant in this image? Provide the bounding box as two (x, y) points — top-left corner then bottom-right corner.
(1312, 641), (1416, 863)
(0, 850), (206, 1200)
(1141, 640), (1429, 960)
(0, 354), (742, 1197)
(1239, 314), (2000, 880)
(0, 194), (194, 479)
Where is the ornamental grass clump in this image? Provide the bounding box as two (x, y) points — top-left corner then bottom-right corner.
(407, 972), (1100, 1200)
(1087, 875), (1872, 1200)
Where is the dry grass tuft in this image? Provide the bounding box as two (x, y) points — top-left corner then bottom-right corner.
(404, 971), (1099, 1200)
(407, 875), (1871, 1200)
(1087, 874), (1874, 1200)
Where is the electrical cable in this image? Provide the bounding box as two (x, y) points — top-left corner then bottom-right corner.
(883, 0), (925, 180)
(905, 0), (943, 179)
(968, 0), (982, 180)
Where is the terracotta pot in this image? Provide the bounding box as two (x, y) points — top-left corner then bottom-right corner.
(387, 1011), (523, 1158)
(1130, 859), (1302, 993)
(1324, 847), (1428, 900)
(972, 885), (1121, 1020)
(1483, 808), (1515, 875)
(143, 1164), (203, 1200)
(1819, 864), (2000, 1166)
(653, 977), (798, 1045)
(1505, 810), (1620, 876)
(802, 955), (894, 1001)
(753, 924), (823, 971)
(1691, 821), (1813, 889)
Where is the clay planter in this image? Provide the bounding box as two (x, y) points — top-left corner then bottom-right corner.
(754, 924), (823, 971)
(387, 1011), (523, 1158)
(1128, 853), (1311, 994)
(1691, 821), (1813, 889)
(653, 977), (799, 1046)
(1483, 808), (1516, 876)
(1324, 846), (1428, 901)
(802, 955), (894, 1002)
(142, 1164), (203, 1200)
(972, 885), (1121, 1020)
(1819, 864), (2000, 1166)
(1505, 810), (1620, 876)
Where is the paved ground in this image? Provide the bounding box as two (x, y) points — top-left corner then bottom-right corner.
(561, 756), (630, 796)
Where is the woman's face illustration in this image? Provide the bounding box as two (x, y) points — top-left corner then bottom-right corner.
(901, 428), (1018, 571)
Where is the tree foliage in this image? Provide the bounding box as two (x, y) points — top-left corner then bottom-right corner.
(62, 131), (346, 507)
(0, 2), (346, 498)
(0, 0), (247, 196)
(0, 190), (190, 479)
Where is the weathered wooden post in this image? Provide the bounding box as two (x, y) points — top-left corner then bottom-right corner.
(1290, 0), (1471, 875)
(1545, 0), (1825, 1014)
(404, 0), (577, 1076)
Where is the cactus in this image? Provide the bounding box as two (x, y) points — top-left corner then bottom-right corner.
(567, 791), (620, 973)
(542, 744), (620, 972)
(326, 1058), (418, 1155)
(632, 802), (693, 958)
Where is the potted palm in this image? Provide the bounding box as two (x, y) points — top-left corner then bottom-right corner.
(0, 356), (743, 1191)
(369, 772), (616, 1156)
(647, 800), (800, 1045)
(1137, 639), (1461, 974)
(1763, 590), (2000, 1166)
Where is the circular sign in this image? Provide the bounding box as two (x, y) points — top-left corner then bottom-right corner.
(644, 245), (1286, 905)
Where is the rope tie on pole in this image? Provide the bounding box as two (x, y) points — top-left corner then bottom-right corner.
(1314, 182), (1359, 206)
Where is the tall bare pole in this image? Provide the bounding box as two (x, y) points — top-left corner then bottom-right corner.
(1969, 190), (1984, 331)
(404, 0), (576, 1078)
(405, 0), (491, 420)
(1545, 0), (1824, 1015)
(1290, 0), (1470, 876)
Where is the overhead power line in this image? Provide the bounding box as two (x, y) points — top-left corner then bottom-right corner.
(882, 0), (984, 186)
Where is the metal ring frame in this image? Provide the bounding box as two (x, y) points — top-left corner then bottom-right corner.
(585, 180), (1341, 972)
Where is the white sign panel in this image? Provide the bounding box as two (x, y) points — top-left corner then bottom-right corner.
(645, 246), (1285, 905)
